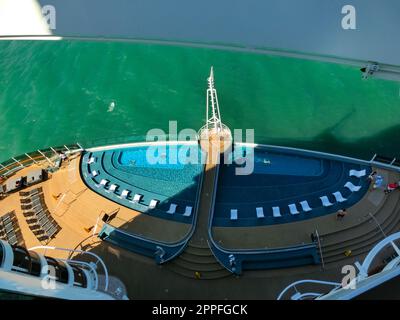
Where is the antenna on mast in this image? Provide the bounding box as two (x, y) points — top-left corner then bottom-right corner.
(199, 67), (232, 154)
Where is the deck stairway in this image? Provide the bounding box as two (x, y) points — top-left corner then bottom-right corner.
(318, 189), (400, 267)
(167, 242), (231, 279)
(167, 140), (231, 280)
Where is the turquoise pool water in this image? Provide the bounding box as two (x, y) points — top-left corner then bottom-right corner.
(253, 151), (323, 176)
(81, 144), (205, 223)
(118, 144), (205, 170)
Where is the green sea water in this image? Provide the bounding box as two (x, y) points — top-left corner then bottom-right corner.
(0, 40), (399, 162)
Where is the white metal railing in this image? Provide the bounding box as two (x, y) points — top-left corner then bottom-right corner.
(28, 245), (109, 292)
(0, 144), (82, 178)
(277, 231), (400, 300)
(315, 229), (325, 270)
(370, 153), (400, 171)
(277, 279), (341, 300)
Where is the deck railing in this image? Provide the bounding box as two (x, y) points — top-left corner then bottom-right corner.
(0, 143), (83, 178)
(315, 229), (325, 270)
(77, 133), (199, 151)
(207, 162), (320, 275)
(277, 231), (400, 300)
(370, 154), (400, 170)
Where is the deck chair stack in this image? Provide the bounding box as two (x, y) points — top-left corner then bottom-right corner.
(0, 211), (24, 246)
(19, 187), (61, 243)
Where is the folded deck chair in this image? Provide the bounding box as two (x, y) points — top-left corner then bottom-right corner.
(349, 169), (366, 178)
(149, 199), (159, 209)
(344, 181), (362, 192)
(87, 157), (96, 164)
(166, 203), (177, 214)
(288, 204), (299, 215)
(300, 200), (312, 212)
(130, 194), (143, 204)
(230, 209), (238, 220)
(183, 206), (192, 217)
(107, 184), (118, 193)
(333, 191), (347, 203)
(320, 196), (333, 207)
(91, 170), (99, 177)
(119, 189), (130, 199)
(272, 206), (281, 218)
(256, 207), (265, 218)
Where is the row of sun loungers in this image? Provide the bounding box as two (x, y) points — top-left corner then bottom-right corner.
(19, 188), (61, 242)
(88, 155), (194, 217)
(19, 187), (43, 198)
(166, 203), (193, 216)
(230, 171), (366, 220)
(0, 211), (24, 246)
(95, 178), (193, 217)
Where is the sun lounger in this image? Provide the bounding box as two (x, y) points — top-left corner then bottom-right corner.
(130, 194), (143, 204)
(46, 225), (58, 238)
(119, 189), (130, 199)
(183, 206), (192, 217)
(256, 207), (264, 218)
(272, 206), (281, 217)
(333, 191), (347, 203)
(149, 199), (159, 209)
(166, 203), (177, 214)
(7, 235), (17, 246)
(107, 184), (118, 193)
(300, 200), (312, 212)
(344, 181), (362, 192)
(320, 196), (333, 207)
(349, 169), (366, 178)
(99, 179), (109, 187)
(230, 209), (238, 220)
(87, 157), (96, 164)
(288, 204), (299, 215)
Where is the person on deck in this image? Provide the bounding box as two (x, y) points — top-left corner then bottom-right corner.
(384, 182), (399, 194)
(336, 209), (347, 220)
(373, 175), (384, 190)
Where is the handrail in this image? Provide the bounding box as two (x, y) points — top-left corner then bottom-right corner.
(315, 229), (325, 270)
(277, 279), (341, 300)
(0, 143), (82, 177)
(97, 169), (205, 263)
(78, 133), (199, 152)
(237, 142), (400, 173)
(86, 141), (206, 264)
(278, 232), (400, 300)
(28, 245), (109, 292)
(206, 149), (319, 274)
(61, 259), (99, 290)
(361, 231), (400, 273)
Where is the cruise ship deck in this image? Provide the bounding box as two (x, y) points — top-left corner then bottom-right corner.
(2, 68), (400, 300)
(1, 139), (400, 299)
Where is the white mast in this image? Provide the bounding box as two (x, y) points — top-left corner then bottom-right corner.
(206, 67), (223, 132)
(199, 67), (231, 141)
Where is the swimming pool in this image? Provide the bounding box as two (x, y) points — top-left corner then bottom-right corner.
(214, 146), (371, 227)
(253, 151), (323, 176)
(81, 143), (205, 223)
(231, 147), (323, 176)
